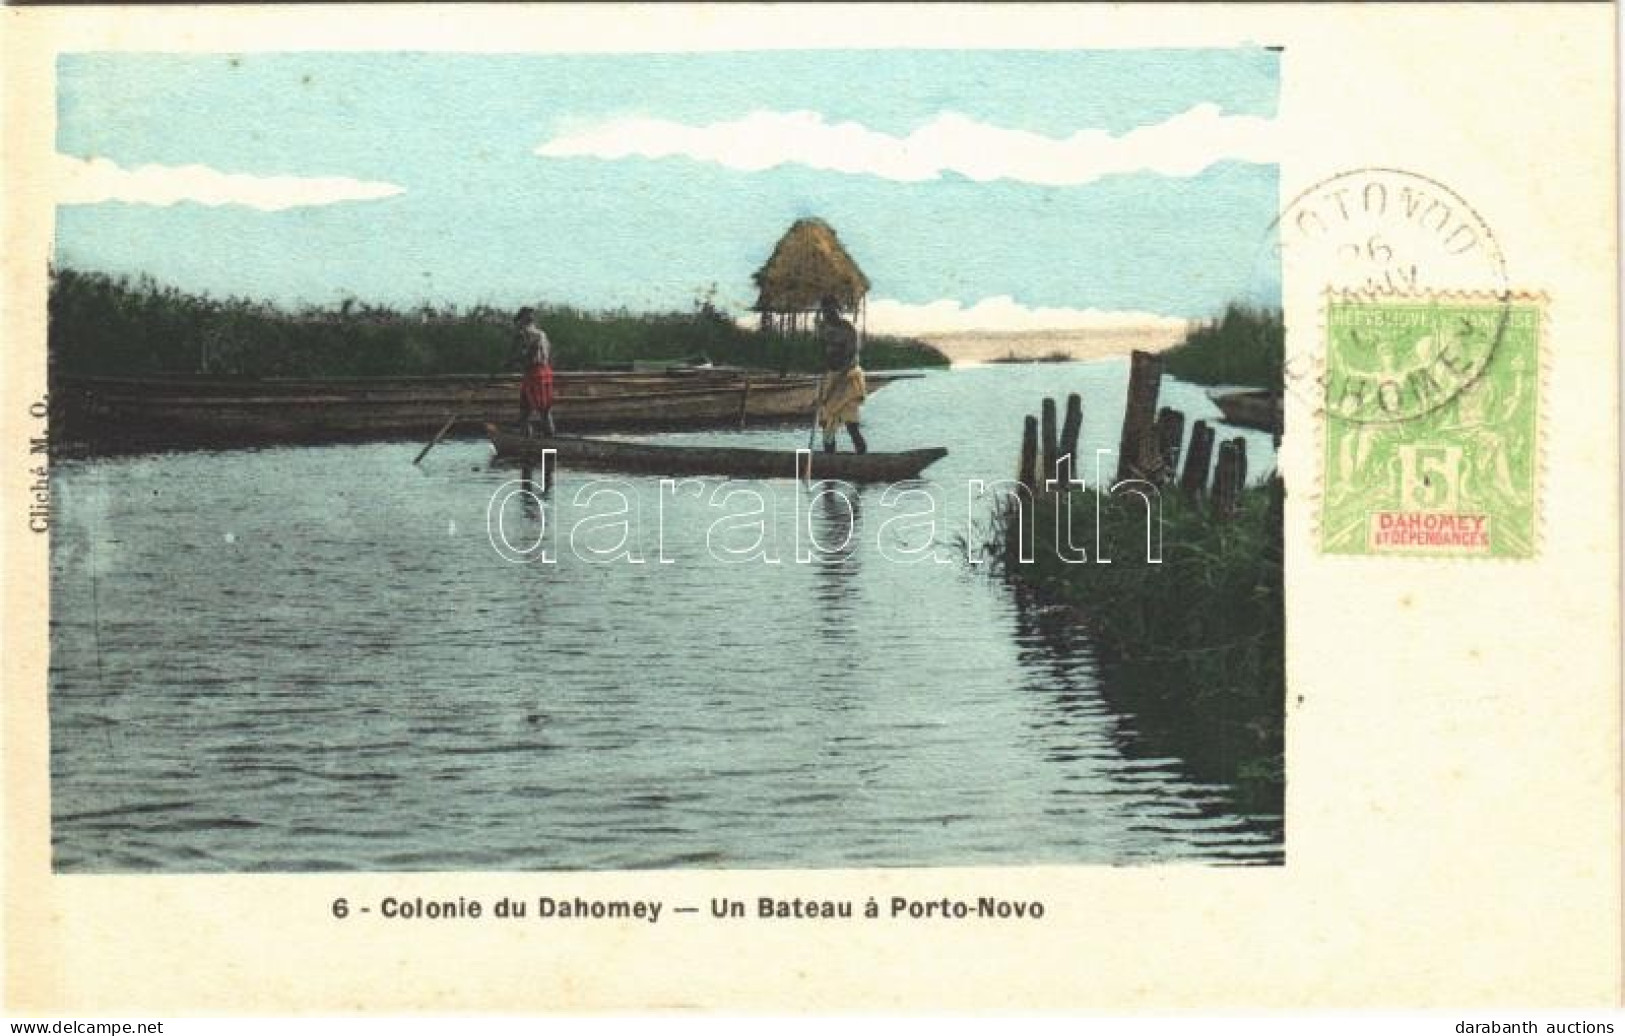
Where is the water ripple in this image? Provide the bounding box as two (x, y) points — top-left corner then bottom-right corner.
(50, 365), (1283, 871)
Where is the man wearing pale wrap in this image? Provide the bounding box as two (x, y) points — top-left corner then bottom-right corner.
(815, 295), (868, 454)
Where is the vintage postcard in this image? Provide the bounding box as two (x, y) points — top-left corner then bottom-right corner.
(2, 3), (1618, 1013)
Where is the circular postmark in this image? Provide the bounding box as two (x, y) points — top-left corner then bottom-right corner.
(1260, 167), (1512, 424)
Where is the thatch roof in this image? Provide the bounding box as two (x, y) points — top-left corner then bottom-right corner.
(751, 218), (870, 313)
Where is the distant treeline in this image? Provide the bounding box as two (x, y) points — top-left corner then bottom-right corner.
(1161, 304), (1284, 389)
(47, 269), (949, 378)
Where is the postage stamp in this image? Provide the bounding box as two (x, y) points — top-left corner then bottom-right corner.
(1319, 293), (1542, 558)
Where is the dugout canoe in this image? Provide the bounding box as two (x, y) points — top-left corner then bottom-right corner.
(52, 369), (914, 450)
(1209, 388), (1282, 434)
(486, 425), (947, 482)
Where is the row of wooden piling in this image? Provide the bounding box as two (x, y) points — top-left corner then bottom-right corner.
(1016, 350), (1257, 520)
(1018, 391), (1086, 495)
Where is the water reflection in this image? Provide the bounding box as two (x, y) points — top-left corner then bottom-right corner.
(518, 452), (554, 505)
(1009, 582), (1103, 726)
(519, 461), (545, 518)
(49, 361), (1285, 871)
(805, 480), (861, 655)
(1009, 582), (1283, 861)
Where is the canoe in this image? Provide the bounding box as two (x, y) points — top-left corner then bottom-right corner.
(486, 425), (948, 482)
(1209, 389), (1282, 434)
(51, 369), (916, 450)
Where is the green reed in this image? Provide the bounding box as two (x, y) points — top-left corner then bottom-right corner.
(48, 268), (948, 378)
(1161, 303), (1285, 388)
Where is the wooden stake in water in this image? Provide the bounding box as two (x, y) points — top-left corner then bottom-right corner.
(1116, 350), (1164, 483)
(1180, 420), (1215, 496)
(1156, 407), (1186, 484)
(1018, 414), (1039, 495)
(1210, 441), (1233, 519)
(1040, 397), (1058, 491)
(1266, 474), (1285, 561)
(1058, 392), (1083, 491)
(1211, 439), (1247, 520)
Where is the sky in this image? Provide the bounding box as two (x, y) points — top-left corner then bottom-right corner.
(54, 49), (1280, 334)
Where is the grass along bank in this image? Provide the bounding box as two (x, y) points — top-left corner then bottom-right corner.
(48, 268), (948, 379)
(1160, 304), (1284, 388)
(988, 349), (1075, 364)
(991, 484), (1284, 816)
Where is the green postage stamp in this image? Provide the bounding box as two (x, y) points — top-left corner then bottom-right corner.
(1320, 294), (1542, 558)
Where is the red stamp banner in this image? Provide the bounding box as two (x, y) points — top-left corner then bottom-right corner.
(1366, 511), (1492, 554)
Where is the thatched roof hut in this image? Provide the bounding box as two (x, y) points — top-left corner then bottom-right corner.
(751, 218), (870, 335)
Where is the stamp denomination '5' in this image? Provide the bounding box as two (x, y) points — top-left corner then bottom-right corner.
(1321, 295), (1541, 559)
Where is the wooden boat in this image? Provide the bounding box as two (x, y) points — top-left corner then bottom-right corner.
(1209, 389), (1282, 434)
(486, 425), (947, 482)
(51, 369), (915, 450)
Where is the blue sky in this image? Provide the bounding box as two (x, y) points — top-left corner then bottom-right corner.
(55, 50), (1279, 331)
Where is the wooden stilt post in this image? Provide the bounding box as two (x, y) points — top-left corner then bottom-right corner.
(1210, 441), (1232, 519)
(1058, 392), (1083, 491)
(1156, 407), (1186, 484)
(1179, 420), (1215, 496)
(1018, 415), (1039, 495)
(1211, 440), (1242, 520)
(1231, 437), (1249, 491)
(736, 376), (751, 429)
(1040, 397), (1059, 491)
(1116, 350), (1164, 483)
(1266, 474), (1285, 562)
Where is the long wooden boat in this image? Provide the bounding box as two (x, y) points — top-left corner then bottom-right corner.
(486, 425), (947, 482)
(1209, 388), (1282, 434)
(52, 369), (915, 450)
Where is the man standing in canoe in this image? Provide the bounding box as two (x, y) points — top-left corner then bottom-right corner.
(815, 295), (867, 454)
(514, 306), (556, 438)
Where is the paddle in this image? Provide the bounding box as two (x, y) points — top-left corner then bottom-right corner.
(803, 377), (826, 480)
(414, 389), (477, 465)
(413, 412), (462, 465)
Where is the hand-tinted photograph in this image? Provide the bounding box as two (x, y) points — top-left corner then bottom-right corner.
(46, 48), (1285, 872)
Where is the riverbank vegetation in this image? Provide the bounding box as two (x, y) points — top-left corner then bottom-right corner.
(1161, 303), (1284, 388)
(988, 349), (1074, 365)
(992, 484), (1284, 815)
(47, 268), (949, 378)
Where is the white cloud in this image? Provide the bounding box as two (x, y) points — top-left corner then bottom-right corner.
(55, 154), (405, 211)
(536, 104), (1275, 186)
(859, 296), (1192, 336)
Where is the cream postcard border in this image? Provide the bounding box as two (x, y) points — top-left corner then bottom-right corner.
(3, 3), (1619, 1012)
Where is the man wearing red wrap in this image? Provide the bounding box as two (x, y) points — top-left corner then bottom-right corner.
(514, 306), (555, 438)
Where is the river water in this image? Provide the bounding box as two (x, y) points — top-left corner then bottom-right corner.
(49, 358), (1282, 871)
